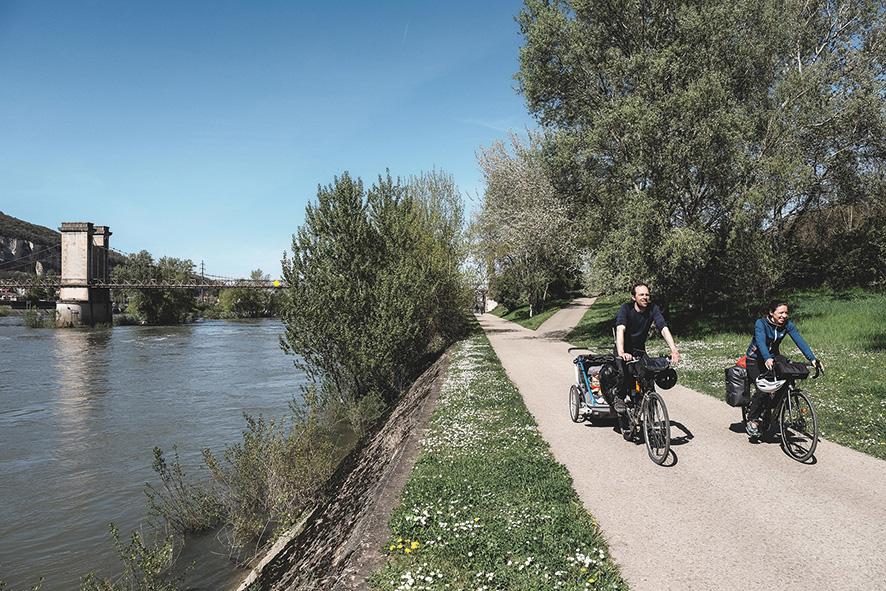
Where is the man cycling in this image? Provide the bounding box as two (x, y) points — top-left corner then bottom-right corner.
(607, 283), (681, 421)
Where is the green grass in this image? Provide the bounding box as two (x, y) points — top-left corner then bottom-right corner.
(568, 289), (886, 460)
(370, 330), (626, 591)
(489, 298), (572, 330)
(0, 305), (11, 317)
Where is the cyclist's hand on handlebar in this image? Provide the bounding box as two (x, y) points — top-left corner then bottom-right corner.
(765, 358), (775, 370)
(670, 349), (680, 366)
(815, 359), (824, 372)
(619, 352), (634, 361)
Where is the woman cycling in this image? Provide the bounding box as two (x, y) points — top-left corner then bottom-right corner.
(745, 300), (823, 438)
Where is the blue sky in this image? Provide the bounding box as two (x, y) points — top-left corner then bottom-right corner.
(0, 1), (535, 278)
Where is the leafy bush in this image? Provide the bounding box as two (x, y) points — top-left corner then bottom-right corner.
(280, 170), (470, 403)
(145, 447), (223, 534)
(201, 398), (340, 560)
(79, 524), (183, 591)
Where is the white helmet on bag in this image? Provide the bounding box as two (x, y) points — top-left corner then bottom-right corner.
(755, 375), (786, 393)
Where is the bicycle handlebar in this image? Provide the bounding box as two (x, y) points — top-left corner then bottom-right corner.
(761, 360), (823, 380)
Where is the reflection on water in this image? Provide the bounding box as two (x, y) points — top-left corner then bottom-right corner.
(0, 317), (306, 590)
(53, 329), (112, 441)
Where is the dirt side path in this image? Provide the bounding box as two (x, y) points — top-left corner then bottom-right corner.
(535, 297), (597, 339)
(478, 312), (886, 591)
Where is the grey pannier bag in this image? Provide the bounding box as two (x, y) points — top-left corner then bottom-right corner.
(725, 365), (750, 407)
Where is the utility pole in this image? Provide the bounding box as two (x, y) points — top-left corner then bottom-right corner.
(200, 260), (205, 303)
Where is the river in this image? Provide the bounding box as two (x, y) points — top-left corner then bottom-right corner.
(0, 316), (308, 590)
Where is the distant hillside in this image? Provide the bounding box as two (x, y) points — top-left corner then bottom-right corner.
(0, 212), (126, 277)
(0, 211), (61, 244)
(0, 211), (61, 276)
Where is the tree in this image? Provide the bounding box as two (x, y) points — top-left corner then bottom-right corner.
(280, 170), (469, 403)
(517, 0), (884, 307)
(476, 133), (578, 316)
(112, 251), (196, 324)
(216, 269), (278, 318)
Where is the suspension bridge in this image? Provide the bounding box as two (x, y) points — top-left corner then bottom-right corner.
(0, 221), (284, 326)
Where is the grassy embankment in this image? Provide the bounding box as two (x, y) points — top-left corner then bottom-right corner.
(489, 298), (572, 330)
(371, 330), (626, 591)
(568, 289), (886, 460)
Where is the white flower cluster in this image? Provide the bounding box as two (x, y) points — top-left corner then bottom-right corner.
(393, 563), (445, 590)
(566, 547), (607, 569)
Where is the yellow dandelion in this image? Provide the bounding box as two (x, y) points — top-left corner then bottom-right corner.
(404, 547), (412, 554)
(580, 567), (588, 573)
(389, 544), (396, 551)
(411, 541), (420, 549)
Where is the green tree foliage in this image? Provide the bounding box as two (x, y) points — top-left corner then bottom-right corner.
(112, 251), (196, 324)
(476, 134), (578, 316)
(280, 170), (469, 403)
(215, 269), (279, 318)
(517, 0), (885, 307)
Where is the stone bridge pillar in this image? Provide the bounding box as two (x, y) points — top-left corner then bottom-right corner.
(56, 222), (113, 327)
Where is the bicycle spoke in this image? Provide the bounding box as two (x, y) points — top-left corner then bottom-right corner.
(780, 390), (818, 462)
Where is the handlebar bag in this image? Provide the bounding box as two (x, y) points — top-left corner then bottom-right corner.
(775, 360), (810, 379)
(724, 365), (750, 407)
(640, 356), (670, 372)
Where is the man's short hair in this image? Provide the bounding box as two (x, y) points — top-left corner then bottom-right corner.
(631, 282), (650, 296)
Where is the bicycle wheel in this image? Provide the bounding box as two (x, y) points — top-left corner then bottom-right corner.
(643, 391), (670, 465)
(779, 389), (818, 462)
(569, 385), (582, 423)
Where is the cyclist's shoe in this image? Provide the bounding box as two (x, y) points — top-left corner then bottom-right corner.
(613, 396), (627, 415)
(745, 419), (760, 438)
(618, 414), (631, 439)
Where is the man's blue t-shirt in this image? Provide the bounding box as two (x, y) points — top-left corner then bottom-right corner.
(615, 302), (668, 353)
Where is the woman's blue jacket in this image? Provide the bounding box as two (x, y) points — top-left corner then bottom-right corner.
(746, 318), (816, 363)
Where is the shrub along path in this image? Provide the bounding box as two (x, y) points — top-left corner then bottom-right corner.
(479, 308), (886, 591)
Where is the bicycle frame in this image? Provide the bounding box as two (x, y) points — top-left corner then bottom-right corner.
(748, 360), (822, 462)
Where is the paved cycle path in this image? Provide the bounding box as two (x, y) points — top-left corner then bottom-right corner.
(478, 310), (886, 591)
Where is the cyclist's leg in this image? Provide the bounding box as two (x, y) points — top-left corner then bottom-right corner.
(745, 359), (764, 420)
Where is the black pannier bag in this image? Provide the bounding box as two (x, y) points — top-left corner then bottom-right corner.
(776, 360), (810, 379)
(725, 365), (750, 407)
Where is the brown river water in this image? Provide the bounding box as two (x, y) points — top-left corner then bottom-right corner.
(0, 316), (307, 590)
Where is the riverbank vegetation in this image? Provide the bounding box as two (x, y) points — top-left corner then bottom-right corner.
(201, 269), (281, 319)
(23, 309), (55, 328)
(371, 331), (625, 590)
(568, 289), (886, 460)
(111, 251), (197, 325)
(128, 169), (472, 577)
